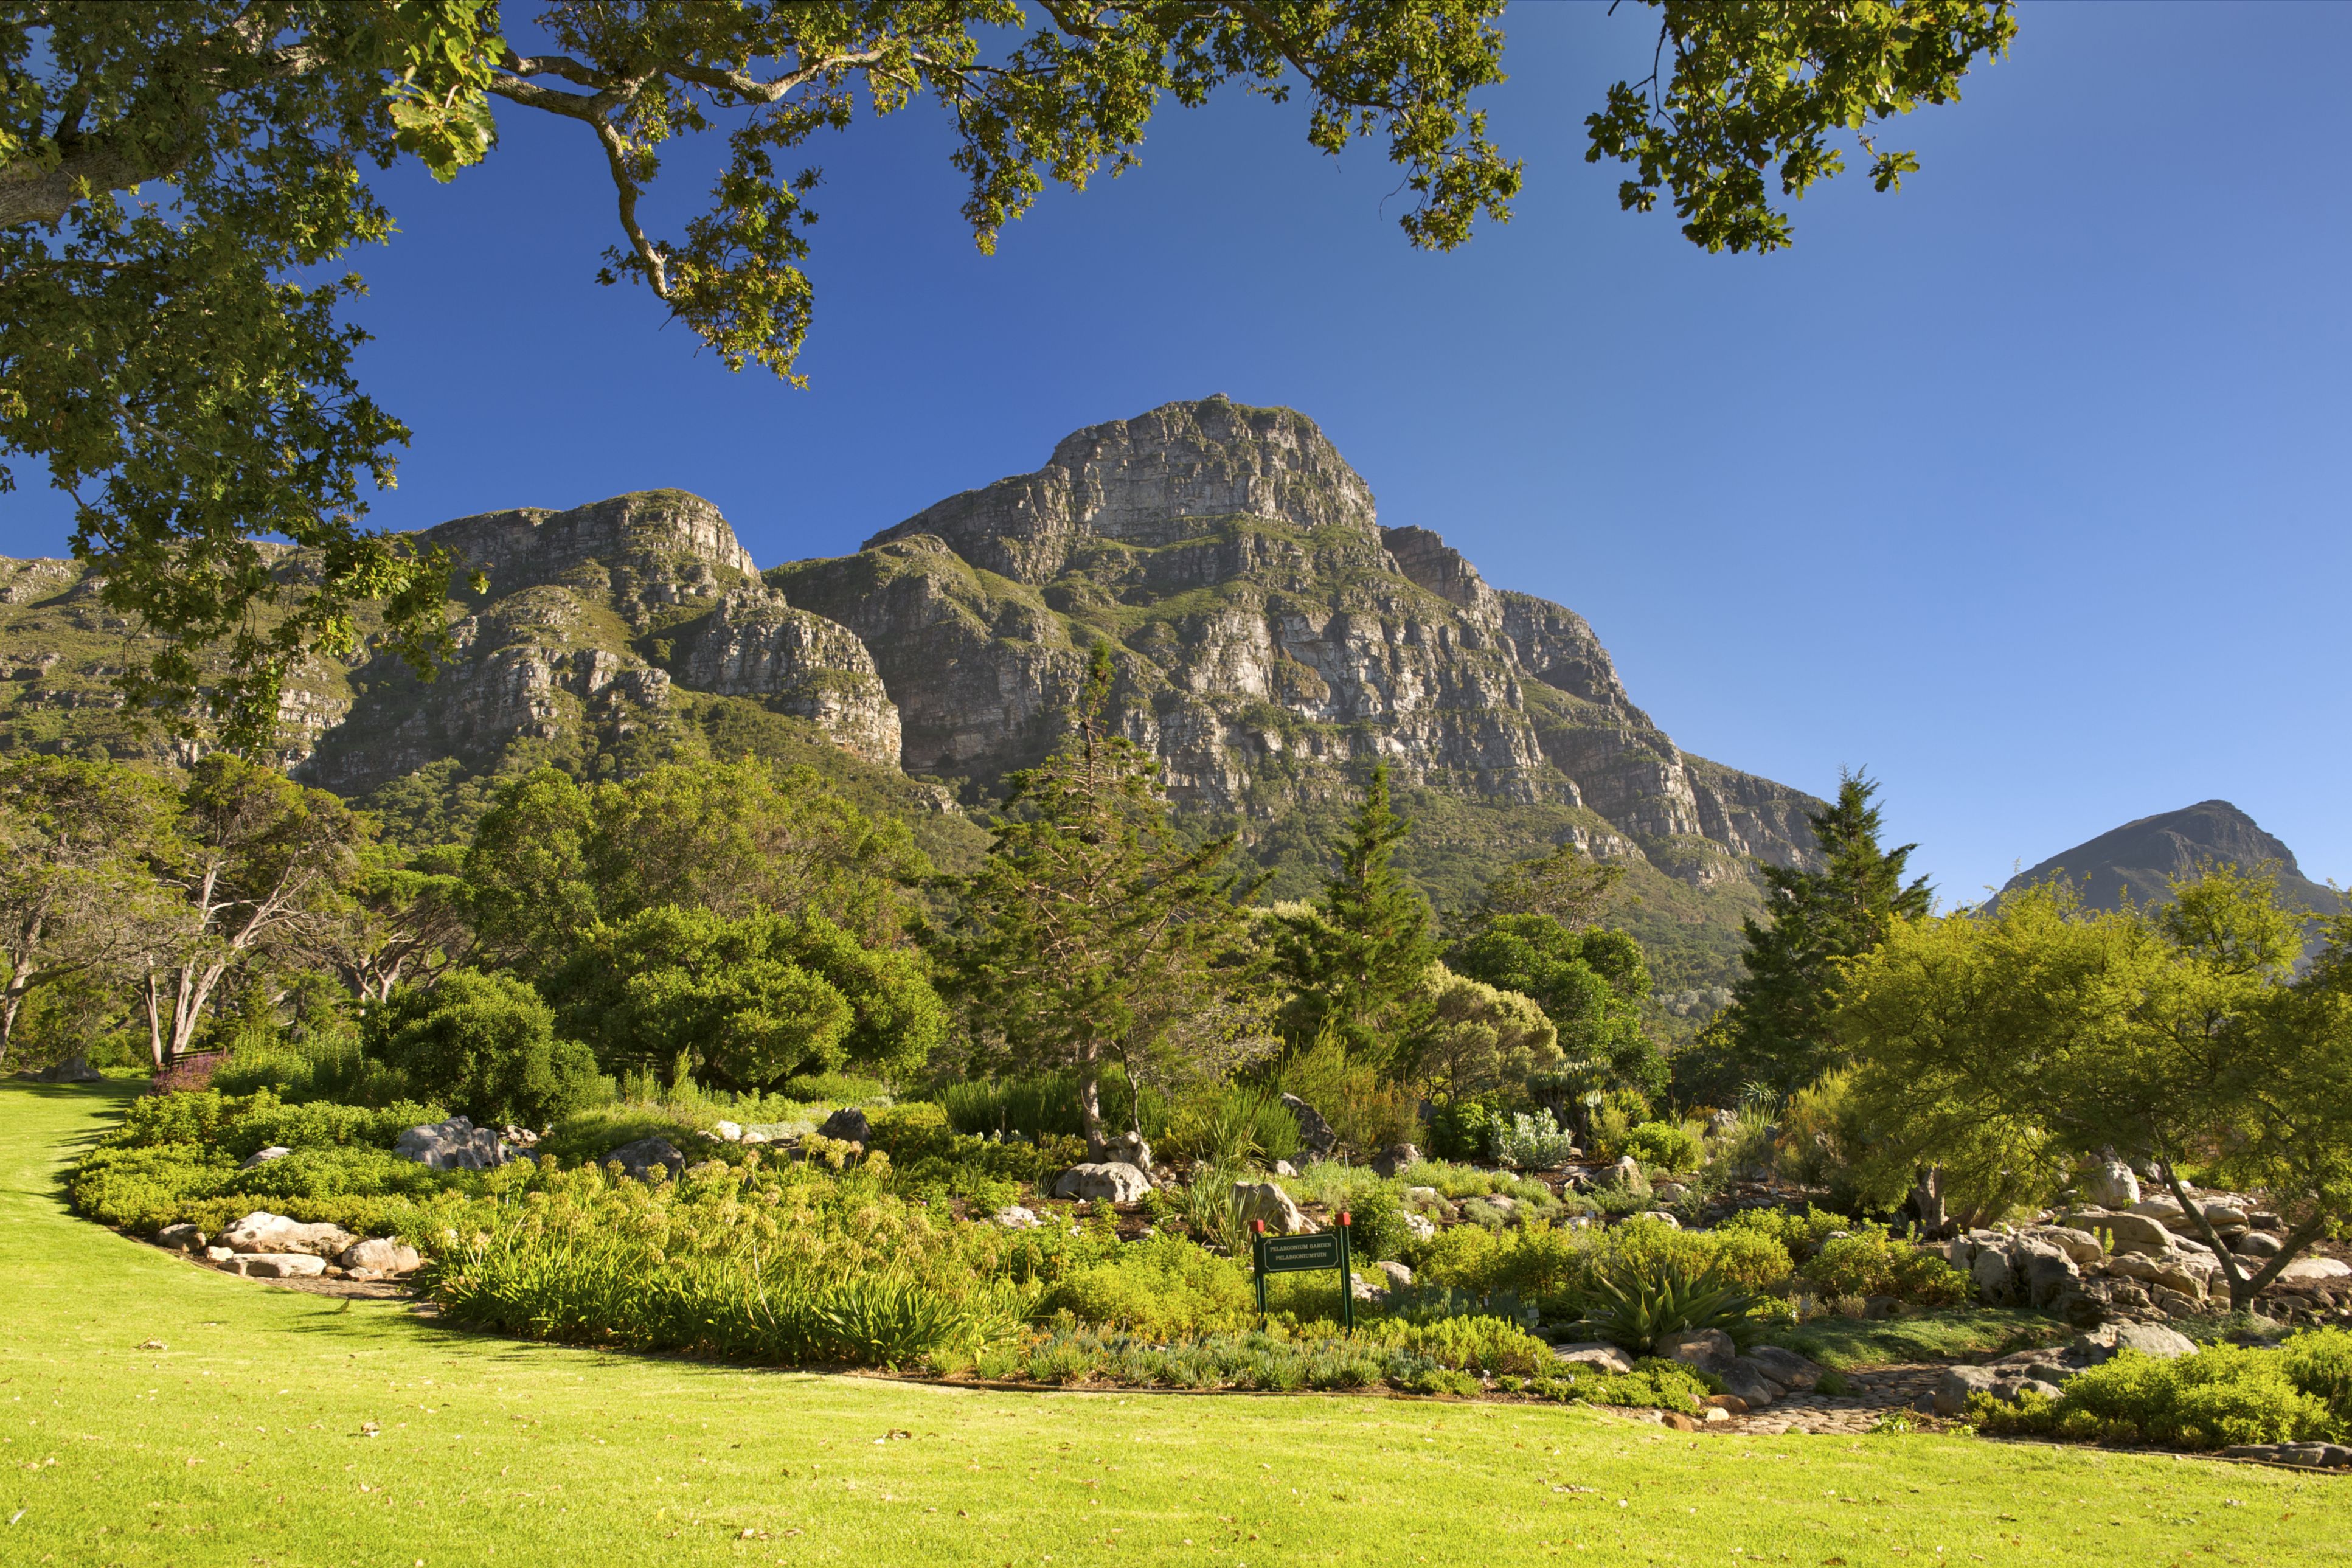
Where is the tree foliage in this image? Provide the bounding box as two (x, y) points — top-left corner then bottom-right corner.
(462, 757), (928, 974)
(1587, 0), (2016, 253)
(366, 968), (604, 1129)
(1450, 912), (1660, 1103)
(1691, 768), (1930, 1098)
(935, 642), (1269, 1145)
(543, 904), (943, 1091)
(1833, 868), (2352, 1300)
(1271, 762), (1441, 1064)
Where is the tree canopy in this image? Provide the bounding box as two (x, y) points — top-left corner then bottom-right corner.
(1, 1), (2013, 749)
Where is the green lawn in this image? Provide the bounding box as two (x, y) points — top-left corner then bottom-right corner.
(4, 1082), (2345, 1567)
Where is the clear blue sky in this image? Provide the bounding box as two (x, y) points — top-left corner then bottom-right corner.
(3, 2), (2345, 901)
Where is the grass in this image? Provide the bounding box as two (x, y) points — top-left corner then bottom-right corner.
(1763, 1310), (2074, 1371)
(4, 1083), (2347, 1567)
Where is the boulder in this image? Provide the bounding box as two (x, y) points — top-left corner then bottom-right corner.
(1932, 1365), (2013, 1415)
(1053, 1163), (1151, 1204)
(2023, 1244), (2083, 1308)
(203, 1245), (235, 1264)
(1098, 1130), (1152, 1173)
(21, 1055), (102, 1083)
(2219, 1443), (2352, 1469)
(2082, 1157), (2140, 1209)
(1554, 1341), (1637, 1376)
(1280, 1094), (1337, 1160)
(1377, 1261), (1416, 1292)
(1608, 1156), (1651, 1198)
(1401, 1211), (1437, 1241)
(1744, 1345), (1824, 1392)
(1636, 1210), (1682, 1229)
(606, 1137), (686, 1181)
(394, 1116), (508, 1171)
(2066, 1209), (2175, 1256)
(220, 1212), (358, 1258)
(2129, 1196), (2187, 1222)
(713, 1120), (743, 1142)
(2027, 1226), (2106, 1265)
(2279, 1257), (2352, 1283)
(1272, 1160), (1299, 1178)
(1655, 1328), (1736, 1366)
(2075, 1322), (2198, 1362)
(816, 1107), (872, 1144)
(1369, 1143), (1421, 1179)
(154, 1223), (205, 1252)
(1718, 1358), (1783, 1409)
(1653, 1182), (1691, 1204)
(2232, 1231), (2284, 1258)
(239, 1146), (292, 1169)
(1229, 1181), (1316, 1235)
(1404, 1185), (1441, 1204)
(234, 1253), (326, 1279)
(992, 1205), (1041, 1230)
(338, 1238), (422, 1276)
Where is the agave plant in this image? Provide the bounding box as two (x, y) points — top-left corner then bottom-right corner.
(1581, 1256), (1761, 1355)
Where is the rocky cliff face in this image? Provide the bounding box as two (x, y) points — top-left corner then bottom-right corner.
(0, 397), (1822, 906)
(780, 397), (1822, 886)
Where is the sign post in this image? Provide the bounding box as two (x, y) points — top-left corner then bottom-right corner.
(1249, 1210), (1355, 1333)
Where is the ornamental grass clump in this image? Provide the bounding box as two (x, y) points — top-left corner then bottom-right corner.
(1974, 1333), (2352, 1451)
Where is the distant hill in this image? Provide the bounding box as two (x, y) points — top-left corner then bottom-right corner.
(1999, 800), (2343, 921)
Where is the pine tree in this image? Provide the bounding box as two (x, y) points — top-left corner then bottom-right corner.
(1702, 769), (1932, 1096)
(1274, 763), (1442, 1064)
(937, 642), (1269, 1149)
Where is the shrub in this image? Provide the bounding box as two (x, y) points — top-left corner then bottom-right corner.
(1274, 1030), (1417, 1154)
(1800, 1227), (1969, 1306)
(940, 1065), (1170, 1142)
(781, 1072), (890, 1105)
(1977, 1337), (2350, 1451)
(1716, 1204), (1856, 1264)
(369, 973), (608, 1129)
(1704, 1229), (1796, 1293)
(1036, 1234), (1256, 1336)
(1494, 1109), (1578, 1169)
(1620, 1120), (1701, 1172)
(1341, 1186), (1412, 1263)
(1425, 1097), (1504, 1162)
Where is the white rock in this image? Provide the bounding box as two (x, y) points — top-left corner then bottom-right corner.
(1053, 1162), (1150, 1204)
(1554, 1341), (1637, 1375)
(240, 1146), (292, 1169)
(1635, 1210), (1681, 1229)
(1377, 1261), (1415, 1291)
(1272, 1160), (1299, 1178)
(992, 1205), (1042, 1230)
(1401, 1211), (1437, 1240)
(713, 1120), (743, 1142)
(394, 1116), (508, 1171)
(234, 1253), (325, 1279)
(2082, 1158), (2140, 1209)
(338, 1238), (422, 1275)
(154, 1223), (206, 1251)
(1229, 1181), (1316, 1236)
(220, 1212), (358, 1258)
(2280, 1257), (2351, 1282)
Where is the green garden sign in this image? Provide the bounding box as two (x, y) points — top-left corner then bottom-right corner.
(1251, 1213), (1356, 1332)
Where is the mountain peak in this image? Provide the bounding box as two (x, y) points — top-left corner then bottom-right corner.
(864, 397), (1376, 582)
(2001, 799), (2339, 915)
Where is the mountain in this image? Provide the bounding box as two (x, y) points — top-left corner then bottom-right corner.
(1999, 800), (2344, 920)
(0, 396), (1828, 996)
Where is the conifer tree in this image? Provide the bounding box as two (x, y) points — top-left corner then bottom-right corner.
(1696, 769), (1931, 1097)
(1274, 764), (1442, 1064)
(938, 642), (1269, 1150)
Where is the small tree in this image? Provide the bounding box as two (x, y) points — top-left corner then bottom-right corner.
(141, 755), (364, 1066)
(544, 906), (944, 1091)
(1465, 839), (1626, 934)
(1836, 868), (2352, 1298)
(1272, 763), (1441, 1064)
(937, 642), (1271, 1150)
(300, 845), (474, 1007)
(1451, 914), (1662, 1106)
(1702, 768), (1931, 1095)
(1401, 964), (1560, 1101)
(367, 971), (604, 1130)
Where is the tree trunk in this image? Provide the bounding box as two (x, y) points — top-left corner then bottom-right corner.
(1078, 1048), (1105, 1157)
(1912, 1164), (1948, 1237)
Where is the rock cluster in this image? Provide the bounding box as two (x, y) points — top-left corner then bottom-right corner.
(158, 1212), (425, 1283)
(393, 1115), (515, 1171)
(1652, 1329), (1826, 1410)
